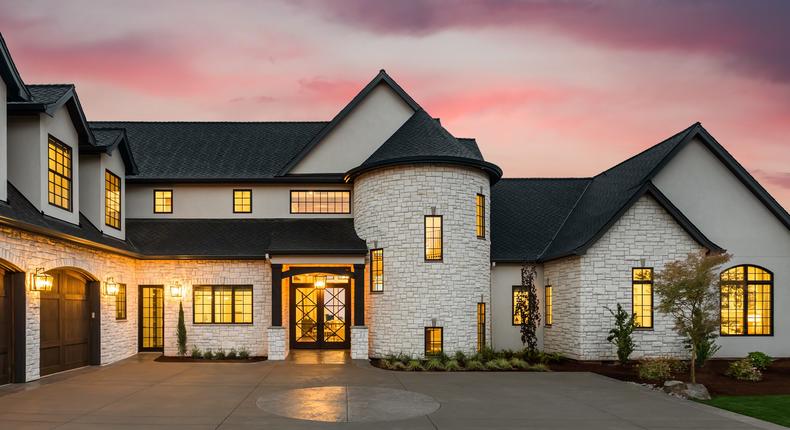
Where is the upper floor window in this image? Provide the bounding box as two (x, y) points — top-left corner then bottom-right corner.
(290, 190), (350, 214)
(544, 285), (553, 326)
(370, 248), (384, 292)
(193, 285), (253, 324)
(425, 327), (443, 355)
(632, 268), (653, 329)
(105, 170), (122, 229)
(47, 136), (72, 211)
(153, 190), (173, 213)
(424, 215), (443, 261)
(476, 193), (485, 238)
(721, 265), (772, 336)
(233, 189), (252, 213)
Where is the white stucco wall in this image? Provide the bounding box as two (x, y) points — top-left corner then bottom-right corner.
(125, 183), (352, 219)
(290, 84), (415, 174)
(7, 115), (41, 209)
(79, 154), (101, 229)
(0, 78), (7, 202)
(491, 263), (546, 351)
(40, 106), (80, 225)
(654, 138), (790, 357)
(354, 164), (491, 358)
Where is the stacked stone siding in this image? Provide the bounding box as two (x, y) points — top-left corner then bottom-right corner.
(354, 164), (491, 358)
(542, 256), (583, 359)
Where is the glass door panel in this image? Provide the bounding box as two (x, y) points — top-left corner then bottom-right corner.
(295, 287), (318, 343)
(323, 287), (346, 343)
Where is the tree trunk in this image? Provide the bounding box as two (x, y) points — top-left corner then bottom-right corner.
(690, 348), (696, 384)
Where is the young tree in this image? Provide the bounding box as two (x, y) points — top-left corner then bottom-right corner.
(515, 264), (541, 352)
(605, 303), (637, 365)
(654, 251), (731, 383)
(177, 301), (187, 357)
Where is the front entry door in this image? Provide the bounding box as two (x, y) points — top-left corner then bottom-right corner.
(290, 282), (350, 349)
(139, 285), (164, 352)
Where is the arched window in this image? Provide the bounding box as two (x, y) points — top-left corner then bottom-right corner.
(720, 265), (773, 336)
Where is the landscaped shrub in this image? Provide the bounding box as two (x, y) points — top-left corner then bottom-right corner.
(203, 349), (214, 360)
(509, 358), (530, 370)
(177, 302), (187, 357)
(465, 359), (485, 371)
(606, 303), (637, 365)
(637, 358), (675, 381)
(444, 359), (461, 371)
(726, 359), (763, 381)
(480, 347), (497, 362)
(685, 333), (720, 368)
(214, 349), (226, 360)
(190, 345), (201, 359)
(424, 358), (445, 371)
(538, 352), (564, 364)
(528, 363), (550, 372)
(747, 352), (773, 371)
(406, 360), (424, 371)
(453, 351), (467, 366)
(227, 348), (238, 360)
(391, 361), (407, 371)
(485, 358), (512, 370)
(238, 347), (250, 359)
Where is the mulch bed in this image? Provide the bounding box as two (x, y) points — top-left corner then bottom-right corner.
(551, 358), (790, 396)
(154, 356), (267, 363)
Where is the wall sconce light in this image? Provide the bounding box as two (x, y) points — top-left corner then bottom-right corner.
(103, 277), (119, 296)
(170, 281), (183, 298)
(314, 275), (326, 289)
(30, 268), (54, 292)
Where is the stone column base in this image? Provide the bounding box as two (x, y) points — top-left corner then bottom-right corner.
(267, 326), (288, 360)
(350, 326), (369, 359)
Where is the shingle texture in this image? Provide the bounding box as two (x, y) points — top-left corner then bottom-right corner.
(91, 128), (124, 148)
(25, 84), (73, 104)
(90, 121), (328, 180)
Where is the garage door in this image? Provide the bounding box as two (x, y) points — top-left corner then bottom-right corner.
(40, 270), (91, 376)
(0, 268), (10, 384)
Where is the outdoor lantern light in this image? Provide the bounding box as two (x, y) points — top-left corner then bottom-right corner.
(314, 275), (327, 289)
(31, 268), (54, 292)
(170, 281), (183, 298)
(104, 277), (119, 296)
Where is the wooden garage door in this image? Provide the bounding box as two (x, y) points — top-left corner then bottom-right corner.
(40, 270), (91, 376)
(0, 268), (10, 385)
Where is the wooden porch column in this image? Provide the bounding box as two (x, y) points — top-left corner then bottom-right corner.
(271, 264), (282, 326)
(353, 264), (365, 326)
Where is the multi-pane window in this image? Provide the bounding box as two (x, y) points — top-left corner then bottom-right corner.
(47, 137), (72, 211)
(370, 248), (384, 292)
(544, 285), (553, 326)
(105, 170), (121, 229)
(233, 189), (252, 213)
(477, 302), (486, 352)
(290, 190), (350, 214)
(425, 327), (443, 355)
(721, 265), (772, 336)
(115, 283), (127, 320)
(512, 286), (529, 325)
(632, 268), (653, 329)
(193, 285), (253, 324)
(424, 215), (443, 261)
(476, 193), (485, 238)
(153, 190), (173, 213)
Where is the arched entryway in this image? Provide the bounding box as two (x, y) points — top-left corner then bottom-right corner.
(284, 267), (353, 350)
(39, 268), (101, 376)
(1, 259), (25, 384)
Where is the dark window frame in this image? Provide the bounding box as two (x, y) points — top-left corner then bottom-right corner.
(477, 302), (486, 352)
(632, 267), (654, 330)
(104, 169), (122, 230)
(512, 285), (529, 326)
(720, 264), (774, 337)
(153, 189), (173, 214)
(424, 215), (443, 262)
(115, 283), (127, 320)
(476, 193), (485, 239)
(424, 326), (443, 356)
(544, 285), (553, 327)
(47, 135), (73, 212)
(289, 190), (351, 214)
(370, 248), (384, 293)
(233, 189), (253, 213)
(192, 285), (254, 325)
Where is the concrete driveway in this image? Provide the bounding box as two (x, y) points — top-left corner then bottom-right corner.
(0, 351), (781, 430)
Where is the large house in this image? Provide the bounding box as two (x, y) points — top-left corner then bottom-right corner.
(0, 33), (788, 384)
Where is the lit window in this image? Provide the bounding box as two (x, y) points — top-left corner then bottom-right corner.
(425, 327), (443, 355)
(425, 215), (443, 261)
(105, 170), (122, 229)
(544, 285), (553, 326)
(477, 303), (486, 352)
(115, 284), (127, 320)
(193, 285), (253, 324)
(476, 194), (485, 238)
(512, 286), (529, 325)
(290, 190), (350, 214)
(47, 136), (72, 211)
(721, 265), (772, 336)
(233, 189), (252, 213)
(370, 248), (383, 292)
(154, 190), (173, 213)
(632, 268), (653, 329)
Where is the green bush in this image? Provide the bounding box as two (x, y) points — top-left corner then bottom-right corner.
(726, 359), (762, 381)
(637, 358), (676, 381)
(391, 361), (407, 371)
(465, 359), (485, 371)
(238, 347), (250, 360)
(406, 360), (424, 371)
(685, 333), (720, 368)
(539, 352), (564, 364)
(480, 347), (497, 362)
(190, 345), (201, 359)
(485, 358), (512, 370)
(445, 359), (461, 371)
(424, 358), (445, 371)
(509, 358), (530, 370)
(453, 351), (467, 366)
(203, 349), (214, 360)
(214, 349), (225, 360)
(606, 303), (637, 365)
(226, 348), (238, 360)
(528, 363), (550, 372)
(747, 352), (773, 371)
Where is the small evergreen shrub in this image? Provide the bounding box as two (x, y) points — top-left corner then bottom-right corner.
(453, 351), (467, 366)
(203, 349), (214, 360)
(214, 349), (225, 360)
(539, 352), (564, 364)
(637, 358), (675, 381)
(480, 347), (497, 362)
(176, 302), (187, 357)
(424, 358), (445, 371)
(227, 348), (238, 360)
(465, 359), (485, 371)
(406, 360), (424, 371)
(190, 345), (201, 359)
(444, 359), (461, 371)
(238, 347), (250, 359)
(605, 303), (637, 365)
(726, 359), (762, 381)
(509, 358), (530, 369)
(747, 352), (773, 371)
(685, 333), (720, 368)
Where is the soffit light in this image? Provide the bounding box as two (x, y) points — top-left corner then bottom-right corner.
(31, 268), (54, 292)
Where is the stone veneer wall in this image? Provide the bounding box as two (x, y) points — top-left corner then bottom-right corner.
(353, 164), (491, 358)
(577, 195), (703, 360)
(542, 256), (583, 359)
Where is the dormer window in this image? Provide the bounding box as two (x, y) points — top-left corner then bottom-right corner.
(104, 170), (121, 229)
(47, 136), (72, 211)
(154, 190), (173, 213)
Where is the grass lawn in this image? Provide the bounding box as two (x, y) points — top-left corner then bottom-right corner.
(700, 395), (790, 427)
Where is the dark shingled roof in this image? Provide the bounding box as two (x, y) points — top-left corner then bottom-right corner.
(90, 121), (328, 181)
(26, 84), (73, 105)
(126, 218), (366, 257)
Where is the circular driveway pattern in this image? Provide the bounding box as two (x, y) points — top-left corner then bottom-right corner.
(256, 385), (440, 422)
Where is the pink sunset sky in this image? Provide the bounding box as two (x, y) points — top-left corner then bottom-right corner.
(2, 0), (789, 209)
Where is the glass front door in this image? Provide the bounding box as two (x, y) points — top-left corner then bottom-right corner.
(290, 276), (350, 349)
(139, 285), (164, 351)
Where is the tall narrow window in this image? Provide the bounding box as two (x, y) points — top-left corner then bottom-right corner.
(153, 190), (173, 213)
(115, 283), (127, 320)
(47, 136), (72, 211)
(477, 302), (486, 352)
(105, 170), (122, 229)
(234, 287), (253, 323)
(290, 190), (350, 214)
(193, 285), (253, 324)
(425, 215), (443, 261)
(721, 265), (772, 336)
(370, 248), (384, 292)
(233, 189), (252, 213)
(632, 268), (653, 329)
(214, 286), (233, 323)
(425, 327), (443, 355)
(512, 286), (529, 325)
(544, 285), (553, 326)
(476, 193), (485, 238)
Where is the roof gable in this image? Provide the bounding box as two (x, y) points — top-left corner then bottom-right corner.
(0, 33), (30, 101)
(8, 84), (96, 147)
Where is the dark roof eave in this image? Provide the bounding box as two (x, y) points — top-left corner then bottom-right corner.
(267, 249), (368, 255)
(0, 34), (31, 101)
(344, 156), (503, 183)
(126, 174), (347, 184)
